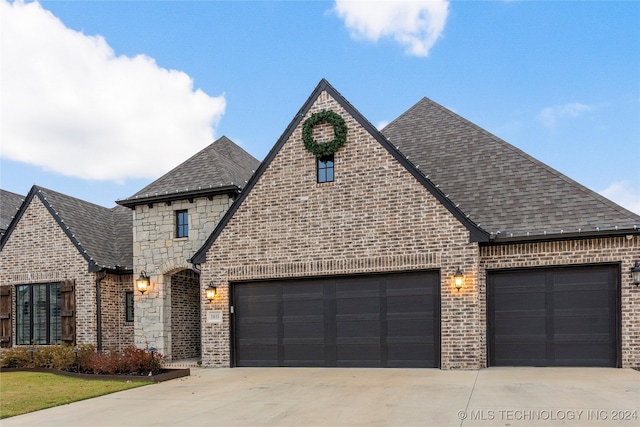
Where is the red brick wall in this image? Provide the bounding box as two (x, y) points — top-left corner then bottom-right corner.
(480, 236), (640, 368)
(0, 196), (133, 351)
(200, 90), (480, 368)
(100, 273), (134, 352)
(170, 269), (200, 360)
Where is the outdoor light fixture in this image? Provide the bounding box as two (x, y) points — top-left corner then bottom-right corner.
(205, 282), (217, 302)
(454, 267), (464, 292)
(136, 271), (150, 294)
(632, 261), (640, 286)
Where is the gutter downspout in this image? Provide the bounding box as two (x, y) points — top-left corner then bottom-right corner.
(96, 271), (107, 352)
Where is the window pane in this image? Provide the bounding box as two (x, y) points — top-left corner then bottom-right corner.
(49, 284), (61, 344)
(16, 286), (30, 345)
(176, 210), (188, 238)
(318, 168), (327, 183)
(326, 165), (334, 182)
(33, 285), (47, 345)
(317, 155), (334, 183)
(126, 292), (134, 322)
(16, 283), (61, 345)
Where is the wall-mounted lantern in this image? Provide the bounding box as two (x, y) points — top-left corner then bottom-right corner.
(136, 271), (150, 294)
(632, 261), (640, 286)
(454, 267), (464, 292)
(206, 282), (217, 302)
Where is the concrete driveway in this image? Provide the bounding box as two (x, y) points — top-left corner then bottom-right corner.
(3, 367), (638, 427)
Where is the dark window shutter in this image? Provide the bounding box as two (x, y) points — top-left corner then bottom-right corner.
(0, 287), (11, 347)
(60, 280), (76, 344)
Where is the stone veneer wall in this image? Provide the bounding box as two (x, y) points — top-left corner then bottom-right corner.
(0, 198), (96, 346)
(200, 90), (481, 369)
(100, 273), (134, 352)
(133, 195), (231, 359)
(170, 269), (200, 360)
(479, 236), (640, 368)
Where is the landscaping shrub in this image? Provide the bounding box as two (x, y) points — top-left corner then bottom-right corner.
(0, 347), (32, 368)
(0, 345), (163, 376)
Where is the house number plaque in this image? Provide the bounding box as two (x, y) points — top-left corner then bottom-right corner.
(206, 310), (223, 324)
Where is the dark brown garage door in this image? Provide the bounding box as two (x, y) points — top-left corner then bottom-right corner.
(487, 264), (619, 367)
(233, 271), (440, 368)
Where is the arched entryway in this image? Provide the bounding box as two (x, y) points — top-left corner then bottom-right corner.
(168, 268), (201, 361)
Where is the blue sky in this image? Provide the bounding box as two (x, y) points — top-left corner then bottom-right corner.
(1, 0), (639, 214)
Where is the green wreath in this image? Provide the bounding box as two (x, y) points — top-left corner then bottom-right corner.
(302, 110), (347, 158)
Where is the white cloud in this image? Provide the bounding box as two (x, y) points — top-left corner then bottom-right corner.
(333, 0), (449, 57)
(0, 0), (225, 182)
(599, 180), (640, 215)
(537, 102), (592, 129)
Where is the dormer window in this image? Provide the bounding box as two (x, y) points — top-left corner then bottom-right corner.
(317, 155), (334, 183)
(176, 210), (188, 238)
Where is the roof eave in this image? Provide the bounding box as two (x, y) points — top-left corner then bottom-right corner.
(485, 227), (640, 245)
(89, 263), (133, 274)
(117, 185), (241, 209)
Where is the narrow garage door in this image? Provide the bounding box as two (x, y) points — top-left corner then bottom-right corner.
(233, 271), (440, 368)
(488, 264), (619, 367)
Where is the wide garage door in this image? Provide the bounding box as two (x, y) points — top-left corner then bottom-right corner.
(233, 271), (440, 368)
(488, 264), (619, 367)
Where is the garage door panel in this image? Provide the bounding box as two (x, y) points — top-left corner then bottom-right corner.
(236, 300), (278, 317)
(495, 317), (546, 335)
(237, 322), (278, 337)
(337, 298), (379, 315)
(388, 295), (433, 313)
(283, 343), (325, 365)
(488, 265), (619, 367)
(337, 344), (381, 366)
(283, 300), (324, 316)
(554, 291), (611, 310)
(388, 319), (433, 337)
(237, 344), (279, 367)
(554, 316), (611, 335)
(554, 333), (612, 343)
(554, 269), (612, 284)
(337, 321), (380, 338)
(283, 321), (323, 338)
(494, 343), (547, 366)
(494, 293), (546, 311)
(388, 343), (433, 360)
(234, 271), (440, 368)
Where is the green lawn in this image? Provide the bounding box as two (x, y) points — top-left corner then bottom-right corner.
(0, 371), (151, 419)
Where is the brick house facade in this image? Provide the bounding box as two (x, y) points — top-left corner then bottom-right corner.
(2, 80), (638, 370)
(0, 186), (133, 352)
(192, 80), (640, 369)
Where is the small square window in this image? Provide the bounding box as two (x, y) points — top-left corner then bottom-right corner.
(317, 155), (334, 183)
(125, 291), (134, 322)
(176, 210), (188, 238)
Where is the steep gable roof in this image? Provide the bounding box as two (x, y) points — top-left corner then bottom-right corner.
(191, 80), (489, 264)
(382, 97), (640, 240)
(0, 189), (24, 235)
(117, 136), (260, 208)
(0, 186), (132, 272)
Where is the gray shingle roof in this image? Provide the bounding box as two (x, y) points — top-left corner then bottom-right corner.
(381, 97), (640, 239)
(1, 186), (133, 271)
(0, 189), (24, 234)
(118, 136), (260, 207)
(38, 187), (133, 270)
